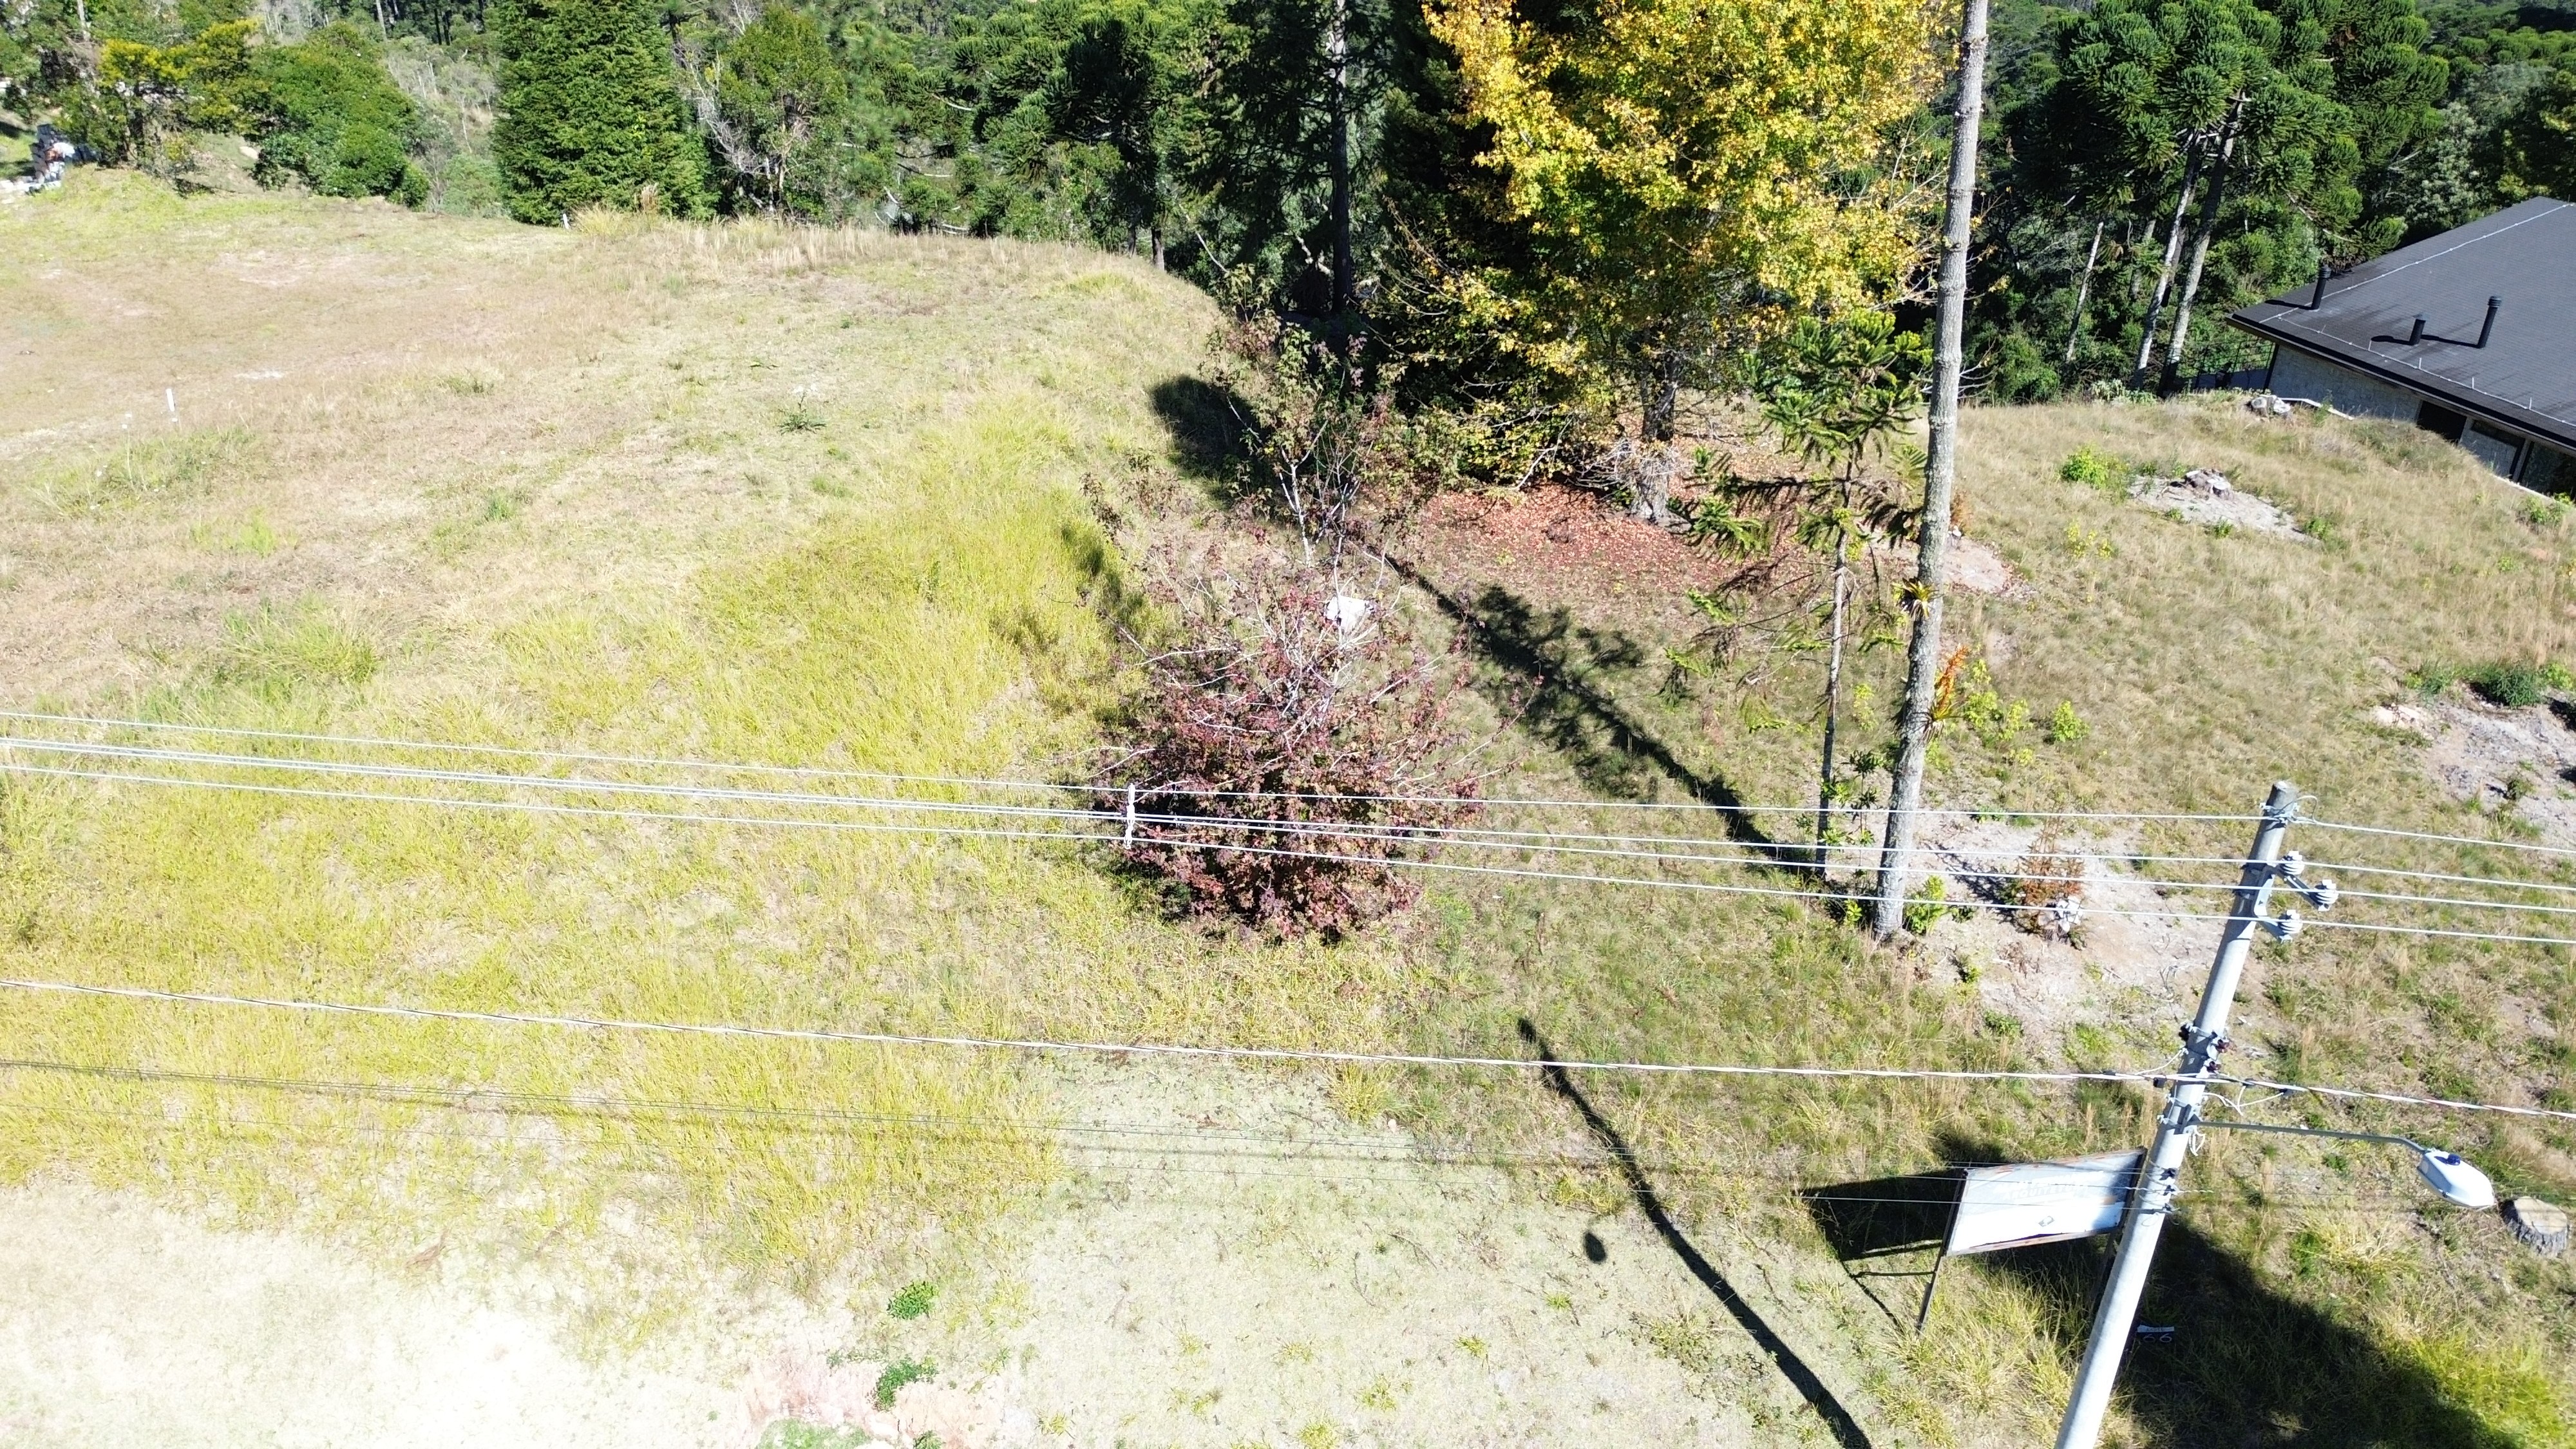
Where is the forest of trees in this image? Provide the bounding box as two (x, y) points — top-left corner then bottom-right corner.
(5, 0), (2575, 415)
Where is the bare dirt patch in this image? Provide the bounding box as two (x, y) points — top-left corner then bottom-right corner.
(1903, 819), (2214, 1046)
(2377, 694), (2576, 849)
(0, 1182), (732, 1448)
(2134, 468), (2304, 538)
(994, 1062), (1888, 1448)
(1410, 484), (1725, 598)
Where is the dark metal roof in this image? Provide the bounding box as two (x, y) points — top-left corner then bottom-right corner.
(2229, 198), (2576, 451)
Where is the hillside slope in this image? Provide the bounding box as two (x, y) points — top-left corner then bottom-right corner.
(0, 173), (2571, 1449)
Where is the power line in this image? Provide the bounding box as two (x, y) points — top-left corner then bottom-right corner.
(0, 712), (2257, 820)
(0, 1060), (2446, 1210)
(1, 762), (2268, 925)
(0, 976), (2174, 1087)
(2300, 814), (2576, 862)
(2305, 858), (2576, 898)
(52, 732), (2576, 913)
(0, 1061), (2499, 1215)
(14, 1098), (2445, 1206)
(37, 741), (2576, 913)
(5, 975), (2570, 1123)
(40, 758), (2576, 938)
(0, 744), (2268, 897)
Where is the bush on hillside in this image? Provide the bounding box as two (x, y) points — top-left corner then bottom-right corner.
(64, 21), (430, 204)
(2463, 661), (2575, 708)
(1097, 554), (1482, 938)
(492, 0), (711, 222)
(2059, 444), (2121, 490)
(249, 24), (428, 204)
(694, 3), (879, 219)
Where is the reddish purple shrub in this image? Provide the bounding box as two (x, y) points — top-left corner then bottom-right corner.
(1098, 557), (1482, 937)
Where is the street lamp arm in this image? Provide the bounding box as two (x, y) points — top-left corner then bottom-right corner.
(2194, 1119), (2429, 1154)
(2196, 1117), (2496, 1210)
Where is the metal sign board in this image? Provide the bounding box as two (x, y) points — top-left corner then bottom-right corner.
(1945, 1151), (2142, 1255)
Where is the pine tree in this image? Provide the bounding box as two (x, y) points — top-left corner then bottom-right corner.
(493, 0), (712, 223)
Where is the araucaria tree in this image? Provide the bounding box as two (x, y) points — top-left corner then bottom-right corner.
(1423, 0), (1941, 518)
(1752, 314), (1926, 861)
(493, 0), (712, 222)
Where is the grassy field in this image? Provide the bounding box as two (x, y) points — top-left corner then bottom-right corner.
(0, 171), (2571, 1448)
(1385, 395), (2576, 1444)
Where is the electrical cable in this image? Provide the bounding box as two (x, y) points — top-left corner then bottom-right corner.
(2300, 815), (2576, 862)
(7, 974), (2573, 1123)
(41, 757), (2576, 936)
(0, 975), (2183, 1086)
(0, 734), (2265, 882)
(45, 743), (2576, 909)
(0, 1069), (2478, 1213)
(0, 762), (2265, 924)
(2217, 1071), (2576, 1124)
(0, 711), (2259, 820)
(2301, 858), (2576, 898)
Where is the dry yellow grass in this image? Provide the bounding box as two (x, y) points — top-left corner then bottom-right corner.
(1368, 395), (2576, 1444)
(1, 167), (2570, 1446)
(0, 171), (1433, 1344)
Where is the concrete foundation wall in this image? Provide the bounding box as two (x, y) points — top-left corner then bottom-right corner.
(2268, 347), (2425, 422)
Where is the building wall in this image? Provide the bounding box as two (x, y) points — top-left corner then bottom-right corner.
(2268, 347), (2425, 422)
(2265, 341), (2576, 491)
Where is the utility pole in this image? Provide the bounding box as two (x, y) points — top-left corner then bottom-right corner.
(2054, 781), (2306, 1448)
(1870, 0), (1989, 937)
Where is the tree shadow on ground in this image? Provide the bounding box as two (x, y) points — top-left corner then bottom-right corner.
(1522, 1018), (1874, 1448)
(1387, 562), (1800, 863)
(1806, 1137), (2514, 1447)
(1147, 375), (1244, 488)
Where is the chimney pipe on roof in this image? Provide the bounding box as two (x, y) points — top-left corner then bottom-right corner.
(2409, 314), (2428, 346)
(2309, 261), (2328, 308)
(2479, 295), (2501, 348)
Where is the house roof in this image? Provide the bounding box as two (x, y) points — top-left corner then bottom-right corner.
(2229, 198), (2576, 453)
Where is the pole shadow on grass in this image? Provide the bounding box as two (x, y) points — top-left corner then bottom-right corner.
(1806, 1135), (2510, 1447)
(1386, 558), (1800, 865)
(1521, 1018), (1874, 1448)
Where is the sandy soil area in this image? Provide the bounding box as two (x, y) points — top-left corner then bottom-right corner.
(0, 1183), (733, 1448)
(0, 1063), (1897, 1449)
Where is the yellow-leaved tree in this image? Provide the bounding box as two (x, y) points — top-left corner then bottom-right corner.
(1426, 0), (1944, 513)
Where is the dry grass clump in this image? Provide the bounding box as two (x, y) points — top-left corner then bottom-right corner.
(2001, 835), (2085, 936)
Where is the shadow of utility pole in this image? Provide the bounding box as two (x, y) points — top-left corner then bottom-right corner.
(1521, 1018), (1874, 1449)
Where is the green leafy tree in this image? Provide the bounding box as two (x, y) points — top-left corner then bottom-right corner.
(2492, 60), (2576, 200)
(493, 0), (711, 222)
(1191, 0), (1383, 316)
(1421, 0), (1938, 518)
(248, 23), (430, 204)
(1046, 1), (1200, 265)
(693, 4), (873, 216)
(1973, 0), (2439, 397)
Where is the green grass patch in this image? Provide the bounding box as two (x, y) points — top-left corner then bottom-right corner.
(874, 1356), (935, 1408)
(2461, 661), (2572, 708)
(23, 427), (263, 515)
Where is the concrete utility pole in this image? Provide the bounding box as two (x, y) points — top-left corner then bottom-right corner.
(2054, 781), (2306, 1448)
(1870, 0), (1989, 936)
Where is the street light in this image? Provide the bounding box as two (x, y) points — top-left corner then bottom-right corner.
(2196, 1119), (2497, 1209)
